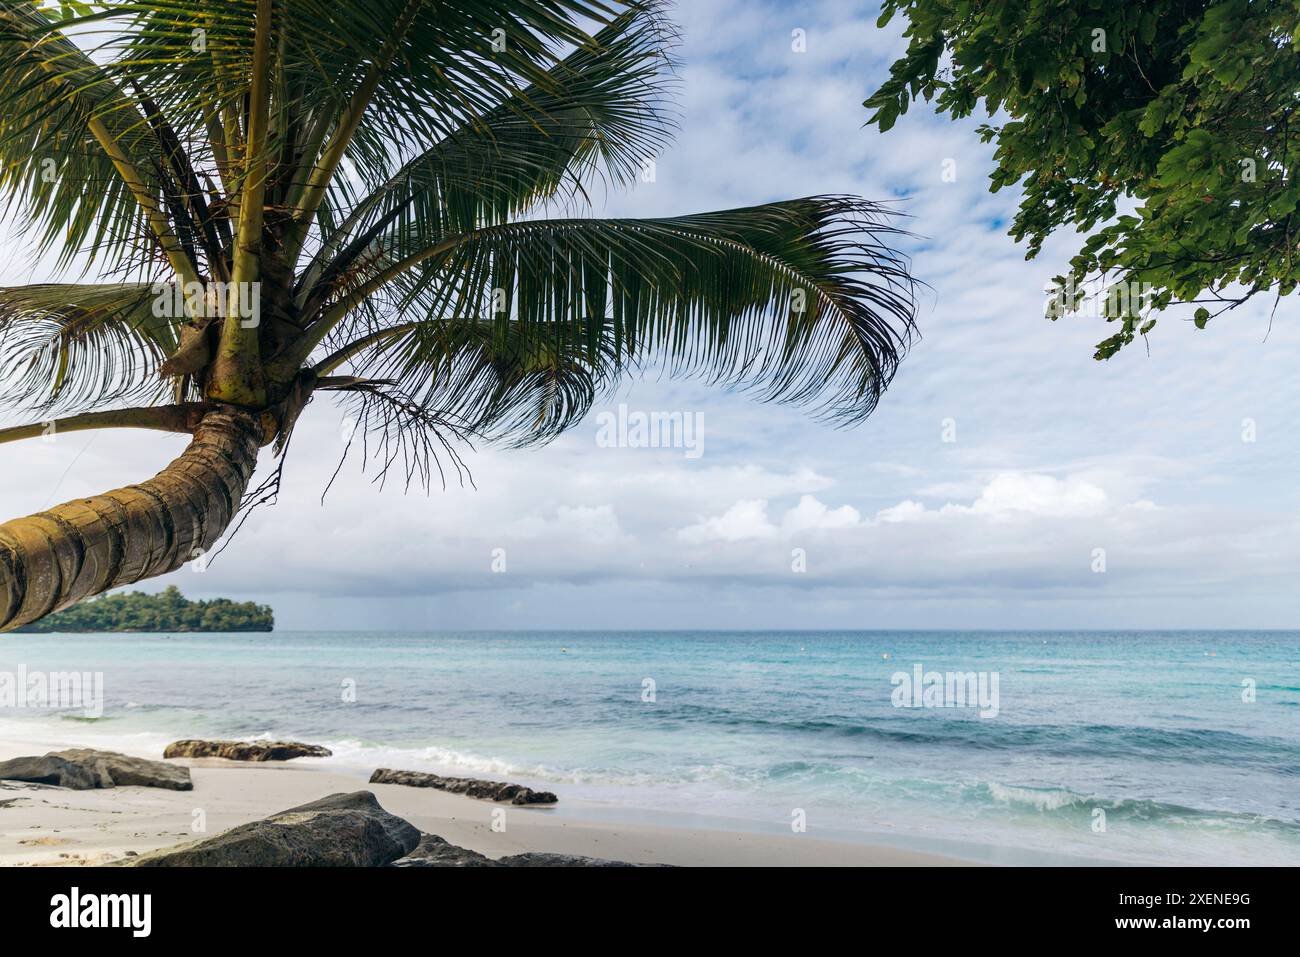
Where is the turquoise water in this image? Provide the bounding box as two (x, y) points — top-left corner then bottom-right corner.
(2, 630), (1298, 865)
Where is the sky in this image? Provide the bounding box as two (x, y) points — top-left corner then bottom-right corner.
(2, 0), (1298, 631)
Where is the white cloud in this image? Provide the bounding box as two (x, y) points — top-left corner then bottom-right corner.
(875, 500), (928, 524)
(510, 504), (627, 545)
(679, 499), (776, 543)
(782, 494), (862, 533)
(875, 472), (1111, 522)
(679, 494), (862, 542)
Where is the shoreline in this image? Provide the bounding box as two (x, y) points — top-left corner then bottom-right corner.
(0, 738), (976, 867)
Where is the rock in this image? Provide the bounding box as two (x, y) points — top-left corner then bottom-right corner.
(0, 750), (191, 791)
(163, 739), (332, 762)
(369, 768), (558, 805)
(390, 833), (496, 867)
(128, 791), (419, 867)
(51, 749), (192, 790)
(390, 832), (656, 867)
(497, 852), (644, 867)
(0, 755), (99, 790)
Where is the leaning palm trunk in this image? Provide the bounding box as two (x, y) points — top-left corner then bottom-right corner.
(0, 411), (262, 631)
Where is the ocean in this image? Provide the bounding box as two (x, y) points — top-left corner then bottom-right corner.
(1, 629), (1297, 865)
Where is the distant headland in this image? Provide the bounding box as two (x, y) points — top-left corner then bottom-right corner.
(13, 586), (273, 633)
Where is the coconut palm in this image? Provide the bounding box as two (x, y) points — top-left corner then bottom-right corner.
(0, 0), (916, 631)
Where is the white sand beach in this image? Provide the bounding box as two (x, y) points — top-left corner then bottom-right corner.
(0, 738), (967, 867)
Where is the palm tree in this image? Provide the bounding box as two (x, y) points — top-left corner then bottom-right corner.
(0, 0), (917, 631)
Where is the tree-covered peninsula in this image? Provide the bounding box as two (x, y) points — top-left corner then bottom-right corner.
(13, 587), (273, 633)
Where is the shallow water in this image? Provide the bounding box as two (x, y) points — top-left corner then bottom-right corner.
(1, 629), (1297, 865)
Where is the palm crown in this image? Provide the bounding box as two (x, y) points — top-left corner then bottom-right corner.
(0, 0), (917, 630)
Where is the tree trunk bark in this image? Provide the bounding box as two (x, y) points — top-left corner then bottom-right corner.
(0, 409), (262, 632)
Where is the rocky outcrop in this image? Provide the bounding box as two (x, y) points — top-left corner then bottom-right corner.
(128, 791), (420, 867)
(369, 768), (557, 805)
(111, 796), (648, 867)
(382, 832), (650, 868)
(0, 755), (96, 789)
(390, 832), (654, 867)
(163, 739), (332, 762)
(496, 852), (643, 867)
(0, 749), (191, 790)
(53, 749), (193, 790)
(390, 833), (496, 867)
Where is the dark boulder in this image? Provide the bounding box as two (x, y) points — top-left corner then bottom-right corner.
(128, 791), (419, 867)
(0, 750), (191, 790)
(0, 754), (98, 790)
(52, 749), (193, 790)
(389, 832), (658, 867)
(497, 852), (643, 867)
(390, 833), (496, 867)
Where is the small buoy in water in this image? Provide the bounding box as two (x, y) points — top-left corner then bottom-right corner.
(560, 647), (568, 653)
(882, 653), (890, 659)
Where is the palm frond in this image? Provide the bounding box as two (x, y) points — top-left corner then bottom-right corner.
(0, 283), (180, 413)
(107, 1), (656, 206)
(297, 0), (653, 189)
(320, 315), (622, 445)
(0, 2), (176, 274)
(322, 196), (917, 433)
(328, 381), (477, 494)
(299, 2), (678, 305)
